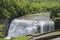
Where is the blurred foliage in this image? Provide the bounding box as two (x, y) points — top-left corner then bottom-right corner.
(0, 23), (5, 37)
(53, 17), (60, 21)
(0, 0), (60, 19)
(0, 23), (5, 29)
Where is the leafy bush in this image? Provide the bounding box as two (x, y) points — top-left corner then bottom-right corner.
(0, 23), (5, 37)
(0, 0), (60, 19)
(0, 23), (5, 30)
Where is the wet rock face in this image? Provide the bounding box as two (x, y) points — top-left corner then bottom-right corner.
(55, 20), (60, 30)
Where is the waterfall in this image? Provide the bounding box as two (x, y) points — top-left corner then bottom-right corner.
(5, 19), (54, 39)
(5, 14), (55, 39)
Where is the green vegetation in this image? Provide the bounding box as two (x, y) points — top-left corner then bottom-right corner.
(0, 36), (29, 40)
(0, 23), (5, 30)
(0, 23), (5, 37)
(12, 36), (28, 40)
(0, 0), (60, 19)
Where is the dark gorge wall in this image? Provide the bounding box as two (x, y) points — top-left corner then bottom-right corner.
(0, 19), (9, 27)
(54, 18), (60, 30)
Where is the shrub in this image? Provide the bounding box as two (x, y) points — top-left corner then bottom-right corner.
(0, 23), (5, 37)
(0, 0), (60, 19)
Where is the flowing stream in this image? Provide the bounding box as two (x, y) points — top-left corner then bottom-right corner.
(5, 13), (55, 39)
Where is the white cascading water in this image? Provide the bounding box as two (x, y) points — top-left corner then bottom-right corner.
(5, 19), (54, 39)
(5, 14), (55, 39)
